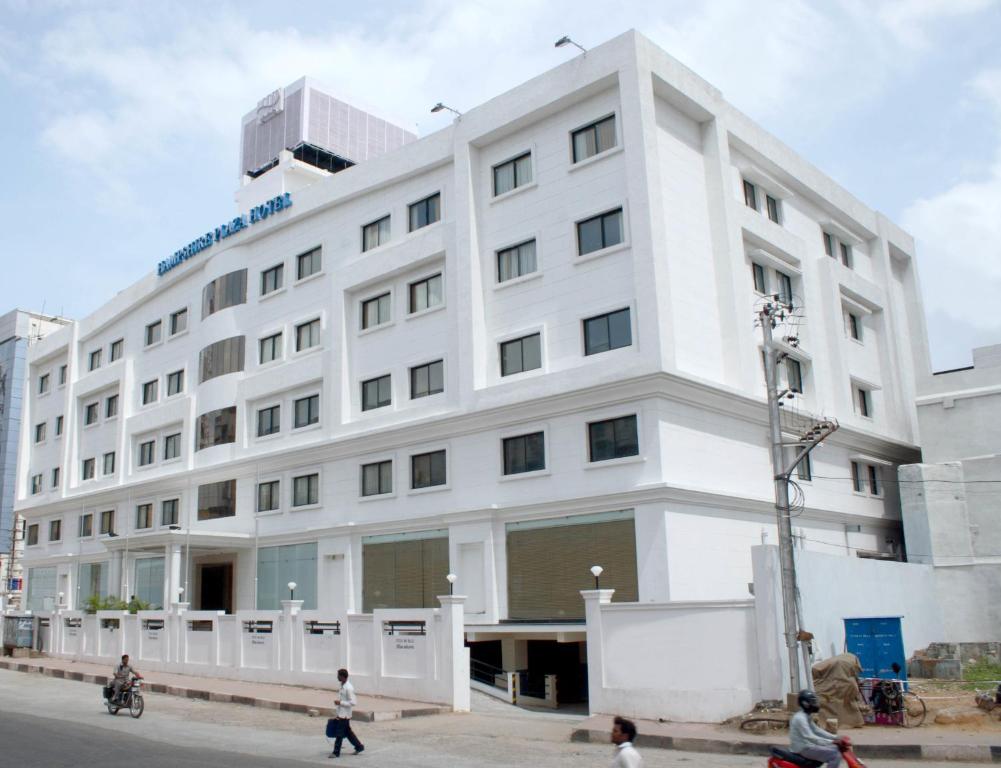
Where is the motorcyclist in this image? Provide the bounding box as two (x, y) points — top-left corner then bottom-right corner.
(110, 654), (140, 703)
(790, 689), (842, 768)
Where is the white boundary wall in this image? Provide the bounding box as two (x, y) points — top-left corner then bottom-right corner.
(17, 596), (469, 710)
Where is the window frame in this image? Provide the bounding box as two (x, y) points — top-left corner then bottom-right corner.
(291, 472), (320, 508)
(583, 307), (632, 356)
(362, 215), (391, 252)
(500, 332), (542, 377)
(293, 394), (320, 429)
(410, 449), (448, 491)
(135, 503), (153, 530)
(256, 404), (281, 438)
(408, 273), (444, 315)
(360, 459), (394, 497)
(141, 379), (159, 406)
(361, 374), (393, 412)
(259, 331), (283, 364)
(84, 402), (99, 426)
(576, 207), (625, 257)
(138, 439), (156, 467)
(501, 431), (547, 476)
(295, 318), (321, 352)
(169, 308), (188, 336)
(161, 499), (179, 527)
(261, 262), (285, 296)
(166, 369), (185, 397)
(492, 151), (534, 196)
(99, 509), (115, 536)
(587, 414), (640, 463)
(295, 247), (322, 281)
(48, 519), (61, 542)
(102, 451), (116, 476)
(78, 512), (93, 538)
(163, 432), (181, 461)
(571, 114), (617, 164)
(496, 239), (538, 284)
(408, 192), (441, 232)
(109, 338), (124, 362)
(88, 349), (102, 372)
(38, 373), (50, 394)
(145, 320), (163, 347)
(360, 292), (392, 331)
(105, 394), (119, 419)
(410, 360), (444, 399)
(81, 458), (95, 481)
(257, 479), (281, 513)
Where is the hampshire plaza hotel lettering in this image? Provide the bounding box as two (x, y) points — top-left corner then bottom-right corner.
(157, 192), (292, 276)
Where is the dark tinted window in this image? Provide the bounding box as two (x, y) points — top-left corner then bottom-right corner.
(583, 308), (631, 355)
(198, 479), (237, 520)
(196, 406), (237, 450)
(199, 336), (245, 383)
(588, 415), (639, 462)
(201, 269), (248, 319)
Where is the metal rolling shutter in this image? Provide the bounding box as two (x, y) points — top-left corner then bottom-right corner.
(362, 532), (449, 612)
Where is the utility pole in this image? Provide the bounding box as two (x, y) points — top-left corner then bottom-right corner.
(759, 297), (838, 697)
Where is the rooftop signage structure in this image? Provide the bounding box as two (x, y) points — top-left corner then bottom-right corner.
(157, 192), (293, 276)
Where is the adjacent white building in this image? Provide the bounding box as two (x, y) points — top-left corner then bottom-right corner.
(16, 31), (931, 703)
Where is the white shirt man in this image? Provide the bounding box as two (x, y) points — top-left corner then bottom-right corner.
(329, 668), (364, 758)
(611, 716), (643, 768)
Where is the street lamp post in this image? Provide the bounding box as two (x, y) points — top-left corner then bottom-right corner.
(445, 573), (457, 595)
(590, 565), (603, 589)
(287, 581), (297, 601)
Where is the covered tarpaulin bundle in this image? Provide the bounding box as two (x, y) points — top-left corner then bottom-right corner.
(812, 653), (868, 728)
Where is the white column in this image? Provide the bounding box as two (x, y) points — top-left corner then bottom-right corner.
(166, 544), (182, 607)
(580, 589), (614, 716)
(437, 595), (470, 712)
(281, 599), (304, 673)
(108, 550), (123, 603)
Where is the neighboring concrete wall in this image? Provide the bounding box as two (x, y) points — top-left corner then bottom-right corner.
(934, 564), (1001, 642)
(899, 462), (974, 565)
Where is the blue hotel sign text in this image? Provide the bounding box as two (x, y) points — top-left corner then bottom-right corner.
(157, 192), (293, 276)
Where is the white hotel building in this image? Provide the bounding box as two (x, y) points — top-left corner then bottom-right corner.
(16, 32), (930, 698)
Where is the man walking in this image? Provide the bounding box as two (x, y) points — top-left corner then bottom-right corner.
(329, 668), (364, 758)
(611, 716), (642, 767)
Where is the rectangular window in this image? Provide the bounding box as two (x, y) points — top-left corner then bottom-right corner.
(294, 394), (320, 428)
(577, 208), (624, 256)
(199, 336), (245, 382)
(51, 467), (60, 488)
(766, 194), (780, 223)
(88, 349), (102, 371)
(59, 364), (67, 385)
(105, 394), (118, 418)
(500, 333), (541, 376)
(256, 542), (318, 610)
(82, 458), (95, 480)
(868, 465), (881, 496)
(823, 232), (835, 258)
(78, 513), (93, 538)
(777, 271), (794, 306)
(503, 432), (546, 475)
(361, 460), (393, 496)
(99, 509), (115, 535)
(752, 262), (767, 293)
(56, 415), (64, 436)
(201, 269), (248, 319)
(163, 433), (181, 460)
(257, 405), (281, 437)
(856, 386), (872, 418)
(411, 450), (446, 489)
(167, 370), (184, 396)
(851, 461), (864, 493)
(84, 403), (99, 425)
(361, 293), (391, 329)
(408, 192), (441, 231)
(30, 474), (43, 494)
(362, 375), (392, 411)
(296, 247), (322, 280)
(362, 533), (449, 612)
(410, 360), (444, 399)
(34, 422), (46, 443)
(840, 242), (853, 268)
(161, 499), (179, 527)
(195, 406), (237, 450)
(39, 373), (50, 394)
(257, 480), (280, 512)
(102, 451), (115, 475)
(135, 504), (153, 530)
(493, 152), (533, 195)
(362, 216), (391, 252)
(846, 311), (862, 341)
(197, 479), (236, 520)
(583, 308), (632, 356)
(588, 415), (639, 462)
(497, 240), (537, 282)
(139, 440), (156, 467)
(743, 179), (758, 210)
(786, 358), (803, 394)
(170, 308), (188, 335)
(292, 473), (319, 507)
(259, 332), (282, 363)
(145, 320), (162, 346)
(572, 115), (616, 163)
(49, 520), (61, 542)
(27, 524), (38, 545)
(261, 263), (284, 295)
(295, 318), (321, 351)
(142, 379), (158, 405)
(409, 274), (443, 314)
(110, 338), (123, 362)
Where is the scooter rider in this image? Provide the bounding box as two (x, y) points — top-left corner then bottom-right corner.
(110, 654), (140, 703)
(790, 689), (842, 768)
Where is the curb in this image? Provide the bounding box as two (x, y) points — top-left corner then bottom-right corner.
(0, 659), (446, 722)
(570, 727), (1001, 763)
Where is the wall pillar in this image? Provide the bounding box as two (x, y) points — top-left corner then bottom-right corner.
(281, 599), (304, 672)
(438, 594), (470, 712)
(580, 589), (614, 715)
(501, 638), (528, 671)
(166, 544), (183, 608)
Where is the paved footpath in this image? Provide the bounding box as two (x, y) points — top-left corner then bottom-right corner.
(0, 655), (446, 721)
(574, 714), (1001, 763)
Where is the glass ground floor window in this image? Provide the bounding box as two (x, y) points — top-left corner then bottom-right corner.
(26, 566), (57, 611)
(506, 510), (638, 621)
(362, 530), (449, 612)
(134, 557), (165, 609)
(256, 542), (317, 609)
(77, 561), (108, 606)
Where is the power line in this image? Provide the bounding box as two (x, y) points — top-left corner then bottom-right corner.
(809, 474), (1001, 485)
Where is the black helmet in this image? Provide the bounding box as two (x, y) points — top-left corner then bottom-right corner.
(798, 689), (820, 713)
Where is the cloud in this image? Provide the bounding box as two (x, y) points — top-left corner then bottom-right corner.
(874, 0), (998, 47)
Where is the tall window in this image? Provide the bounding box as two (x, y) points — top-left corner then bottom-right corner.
(583, 308), (632, 355)
(197, 479), (236, 520)
(752, 262), (767, 293)
(362, 375), (392, 411)
(294, 394), (320, 428)
(411, 450), (446, 489)
(295, 319), (321, 351)
(170, 308), (188, 335)
(362, 216), (391, 252)
(27, 524), (38, 545)
(142, 379), (158, 405)
(823, 230), (854, 270)
(503, 432), (545, 475)
(161, 499), (179, 526)
(51, 467), (60, 488)
(201, 269), (248, 319)
(196, 406), (237, 450)
(361, 293), (391, 329)
(105, 394), (118, 418)
(577, 208), (624, 255)
(167, 370), (184, 396)
(786, 358), (803, 394)
(110, 339), (123, 362)
(851, 461), (865, 493)
(743, 179), (758, 210)
(408, 192), (441, 231)
(292, 474), (319, 507)
(361, 461), (393, 496)
(103, 451), (116, 475)
(99, 509), (115, 535)
(796, 452), (813, 481)
(497, 240), (537, 282)
(823, 232), (835, 258)
(493, 152), (533, 195)
(163, 433), (181, 460)
(56, 415), (64, 435)
(39, 373), (49, 394)
(257, 480), (280, 512)
(82, 458), (95, 480)
(257, 405), (281, 437)
(145, 320), (162, 346)
(135, 504), (153, 529)
(868, 465), (882, 496)
(58, 364), (67, 385)
(839, 242), (853, 268)
(199, 336), (245, 382)
(30, 475), (43, 494)
(766, 194), (780, 224)
(256, 543), (318, 610)
(500, 333), (541, 376)
(139, 440), (156, 466)
(409, 274), (443, 313)
(259, 332), (282, 364)
(34, 423), (46, 443)
(84, 403), (99, 425)
(588, 415), (639, 462)
(855, 385), (872, 418)
(261, 263), (284, 295)
(410, 360), (444, 399)
(777, 271), (794, 306)
(845, 310), (862, 341)
(88, 349), (102, 371)
(78, 513), (93, 538)
(296, 247), (322, 280)
(571, 115), (616, 162)
(49, 520), (61, 542)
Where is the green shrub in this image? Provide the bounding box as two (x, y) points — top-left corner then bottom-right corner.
(82, 595), (152, 614)
(964, 658), (1001, 682)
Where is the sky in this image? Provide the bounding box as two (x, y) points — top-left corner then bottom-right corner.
(0, 0), (999, 371)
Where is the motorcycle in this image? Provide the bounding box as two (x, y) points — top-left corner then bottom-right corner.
(103, 675), (145, 718)
(768, 736), (866, 768)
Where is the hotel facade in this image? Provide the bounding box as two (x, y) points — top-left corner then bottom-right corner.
(16, 32), (930, 696)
